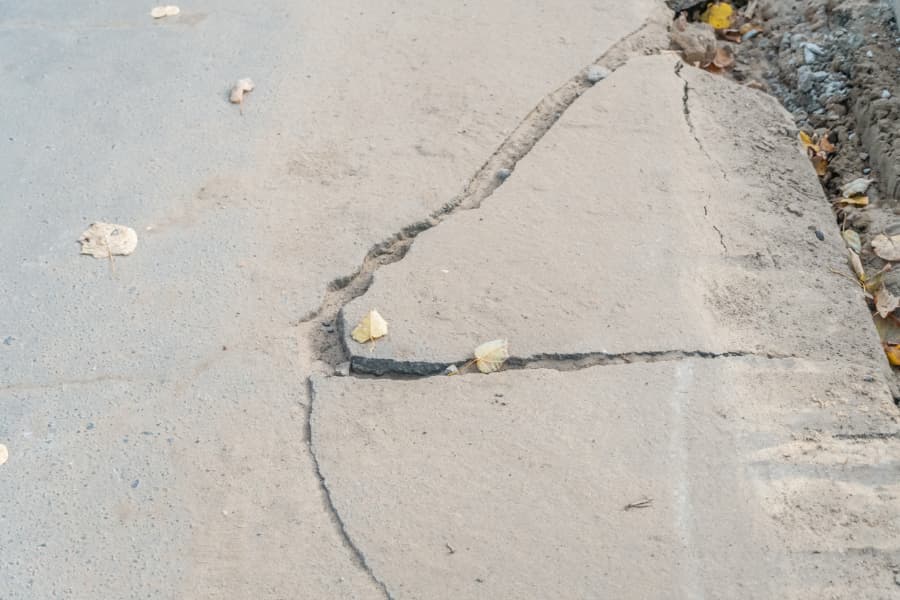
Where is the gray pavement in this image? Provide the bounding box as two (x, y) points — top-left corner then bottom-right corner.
(2, 1), (899, 599)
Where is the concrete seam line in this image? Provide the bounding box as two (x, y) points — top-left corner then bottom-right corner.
(305, 378), (396, 600)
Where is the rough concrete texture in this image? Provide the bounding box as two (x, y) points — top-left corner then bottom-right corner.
(342, 55), (883, 374)
(0, 1), (660, 597)
(311, 359), (900, 599)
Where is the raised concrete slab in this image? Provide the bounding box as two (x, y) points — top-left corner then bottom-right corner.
(310, 359), (900, 599)
(341, 55), (882, 375)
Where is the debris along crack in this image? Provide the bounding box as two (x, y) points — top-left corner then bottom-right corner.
(298, 10), (672, 373)
(350, 349), (796, 378)
(673, 60), (728, 181)
(305, 378), (396, 600)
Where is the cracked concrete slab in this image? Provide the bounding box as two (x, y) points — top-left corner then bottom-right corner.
(310, 359), (899, 599)
(340, 55), (883, 375)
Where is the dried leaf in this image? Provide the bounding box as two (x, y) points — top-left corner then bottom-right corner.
(872, 234), (900, 261)
(229, 78), (255, 105)
(79, 222), (138, 258)
(810, 153), (828, 177)
(884, 343), (900, 366)
(798, 131), (817, 151)
(473, 339), (509, 374)
(351, 309), (388, 344)
(875, 287), (900, 318)
(0, 443), (6, 466)
(874, 314), (900, 344)
(712, 46), (735, 69)
(701, 1), (734, 29)
(835, 195), (869, 206)
(819, 134), (836, 153)
(719, 28), (743, 43)
(842, 229), (862, 254)
(848, 248), (866, 282)
(841, 178), (873, 198)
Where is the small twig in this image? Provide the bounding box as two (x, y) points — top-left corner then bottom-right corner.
(445, 543), (456, 555)
(828, 267), (861, 288)
(623, 497), (653, 511)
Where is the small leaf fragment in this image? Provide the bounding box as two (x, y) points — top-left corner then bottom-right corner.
(151, 5), (179, 18)
(875, 286), (900, 318)
(872, 234), (900, 261)
(842, 229), (862, 253)
(229, 78), (255, 104)
(473, 339), (509, 374)
(351, 309), (388, 344)
(0, 443), (7, 466)
(798, 131), (816, 151)
(810, 153), (828, 177)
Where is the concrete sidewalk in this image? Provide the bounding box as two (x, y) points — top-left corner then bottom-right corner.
(2, 1), (899, 598)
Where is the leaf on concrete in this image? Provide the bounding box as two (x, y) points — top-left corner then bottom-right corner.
(151, 5), (179, 18)
(872, 234), (900, 261)
(874, 314), (900, 344)
(0, 444), (6, 466)
(884, 343), (900, 367)
(79, 222), (138, 258)
(841, 178), (873, 198)
(835, 195), (868, 206)
(701, 1), (734, 29)
(848, 248), (866, 282)
(351, 309), (388, 344)
(798, 131), (816, 151)
(819, 133), (836, 153)
(810, 154), (828, 177)
(875, 286), (900, 318)
(842, 229), (862, 254)
(230, 79), (255, 113)
(474, 339), (509, 374)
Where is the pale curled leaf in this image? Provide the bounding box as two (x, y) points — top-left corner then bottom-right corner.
(848, 248), (866, 282)
(229, 78), (255, 104)
(351, 309), (388, 344)
(876, 287), (900, 318)
(842, 229), (862, 254)
(474, 339), (509, 374)
(841, 178), (873, 198)
(79, 222), (138, 258)
(836, 195), (869, 207)
(872, 234), (900, 261)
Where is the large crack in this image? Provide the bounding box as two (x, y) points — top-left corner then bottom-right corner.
(305, 378), (396, 600)
(350, 348), (796, 378)
(298, 9), (672, 375)
(673, 60), (729, 181)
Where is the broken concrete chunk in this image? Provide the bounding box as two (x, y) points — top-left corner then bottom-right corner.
(78, 222), (138, 258)
(335, 362), (351, 377)
(670, 19), (717, 66)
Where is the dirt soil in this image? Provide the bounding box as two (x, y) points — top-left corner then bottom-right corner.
(674, 0), (900, 393)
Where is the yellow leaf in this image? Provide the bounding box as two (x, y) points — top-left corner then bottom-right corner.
(701, 2), (734, 30)
(836, 195), (868, 206)
(351, 309), (388, 344)
(884, 343), (900, 366)
(798, 131), (818, 153)
(473, 339), (509, 374)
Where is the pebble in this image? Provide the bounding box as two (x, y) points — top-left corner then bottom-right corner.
(496, 168), (511, 181)
(335, 361), (351, 377)
(882, 89), (892, 99)
(586, 65), (609, 83)
(444, 364), (459, 376)
(866, 50), (874, 58)
(815, 229), (825, 241)
(863, 167), (872, 174)
(131, 479), (140, 489)
(860, 152), (869, 161)
(797, 66), (815, 93)
(2, 336), (12, 346)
